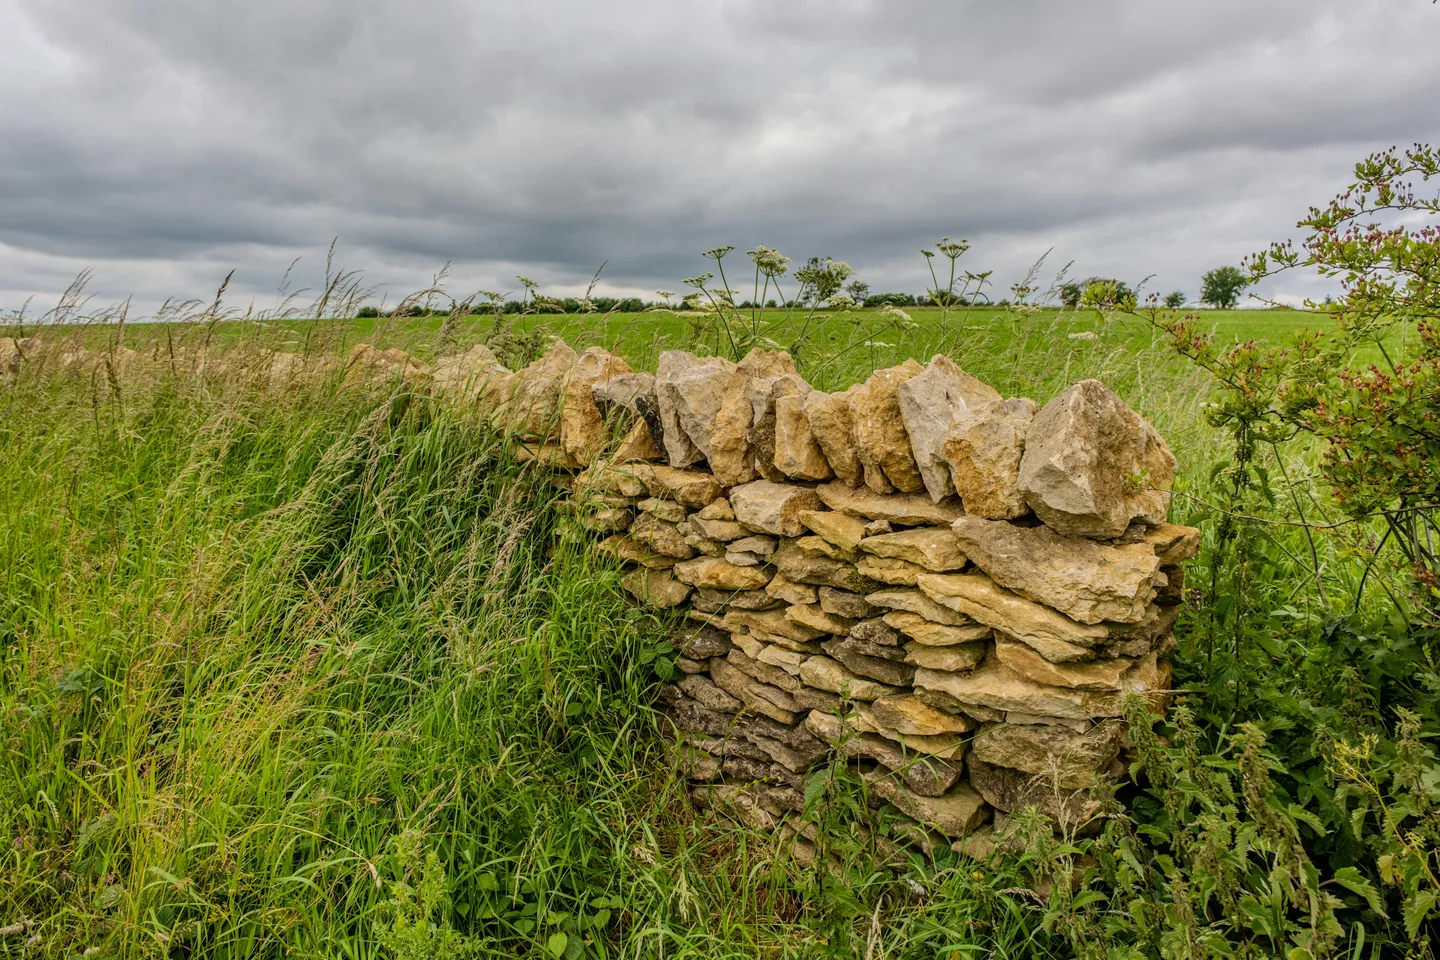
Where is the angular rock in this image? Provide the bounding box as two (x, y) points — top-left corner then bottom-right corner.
(951, 515), (1163, 624)
(766, 574), (818, 605)
(711, 657), (800, 724)
(698, 588), (778, 611)
(850, 618), (902, 646)
(638, 497), (689, 522)
(729, 480), (823, 537)
(635, 465), (724, 508)
(800, 657), (903, 701)
(942, 397), (1036, 519)
(994, 638), (1144, 691)
(613, 420), (666, 462)
(431, 344), (506, 401)
(577, 463), (647, 498)
(970, 721), (1124, 789)
(802, 388), (864, 486)
(673, 556), (772, 591)
(865, 588), (970, 627)
(691, 516), (748, 542)
(597, 535), (678, 569)
(822, 637), (916, 686)
(560, 347), (635, 464)
(654, 351), (737, 467)
(631, 515), (698, 560)
(913, 657), (1172, 722)
(726, 646), (806, 692)
(903, 641), (987, 672)
(787, 603), (856, 636)
(622, 568), (692, 609)
(771, 543), (882, 593)
(818, 587), (876, 620)
(882, 611), (992, 647)
(773, 391), (833, 481)
(805, 712), (965, 797)
(870, 695), (977, 736)
(855, 555), (929, 586)
(724, 608), (824, 644)
(672, 624), (733, 659)
(865, 772), (990, 837)
(897, 355), (1002, 502)
(682, 527), (727, 558)
(817, 482), (964, 526)
(917, 572), (1108, 662)
(729, 535), (777, 557)
(591, 371), (655, 417)
(697, 497), (735, 521)
(966, 756), (1103, 824)
(849, 359), (927, 493)
(1142, 523), (1202, 565)
(1019, 379), (1178, 538)
(505, 340), (578, 437)
(678, 674), (744, 713)
(858, 527), (968, 572)
(796, 535), (859, 563)
(708, 372), (759, 486)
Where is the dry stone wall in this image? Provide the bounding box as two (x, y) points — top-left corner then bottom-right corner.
(3, 333), (1197, 862)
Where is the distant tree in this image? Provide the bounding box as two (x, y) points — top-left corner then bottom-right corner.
(869, 293), (916, 307)
(356, 305), (380, 319)
(765, 299), (777, 308)
(1163, 290), (1187, 309)
(844, 279), (870, 305)
(617, 297), (644, 312)
(1200, 266), (1247, 309)
(1061, 277), (1132, 309)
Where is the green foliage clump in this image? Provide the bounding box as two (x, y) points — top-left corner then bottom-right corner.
(1201, 265), (1248, 309)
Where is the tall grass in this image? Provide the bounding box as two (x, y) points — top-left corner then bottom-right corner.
(0, 353), (1057, 958)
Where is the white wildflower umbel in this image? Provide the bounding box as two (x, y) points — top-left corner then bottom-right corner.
(747, 245), (791, 279)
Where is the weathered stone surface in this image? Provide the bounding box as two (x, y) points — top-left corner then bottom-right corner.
(691, 516), (748, 542)
(638, 497), (689, 522)
(871, 694), (977, 736)
(971, 721), (1123, 789)
(816, 482), (964, 526)
(850, 618), (902, 646)
(505, 340), (578, 436)
(799, 656), (903, 701)
(942, 397), (1037, 519)
(916, 572), (1108, 662)
(805, 712), (965, 797)
(882, 611), (991, 647)
(631, 515), (698, 560)
(612, 420), (666, 462)
(850, 359), (927, 493)
(673, 556), (772, 591)
(742, 375), (788, 483)
(672, 624), (733, 659)
(865, 588), (970, 627)
(802, 388), (864, 486)
(858, 527), (968, 572)
(1142, 523), (1202, 565)
(787, 603), (856, 636)
(791, 685), (844, 713)
(708, 373), (759, 486)
(711, 657), (800, 723)
(771, 543), (882, 593)
(951, 515), (1162, 624)
(635, 464), (724, 508)
(559, 347), (635, 464)
(577, 463), (647, 498)
(697, 497), (735, 521)
(796, 535), (859, 563)
(681, 526), (727, 558)
(431, 344), (505, 400)
(678, 673), (744, 713)
(818, 587), (876, 620)
(994, 638), (1143, 691)
(897, 355), (1003, 502)
(654, 351), (737, 467)
(591, 371), (655, 417)
(864, 519), (893, 536)
(729, 535), (777, 557)
(726, 646), (806, 692)
(766, 574), (817, 605)
(597, 535), (678, 569)
(822, 637), (916, 686)
(1019, 379), (1177, 538)
(1156, 566), (1185, 606)
(773, 390), (833, 481)
(914, 656), (1171, 721)
(966, 757), (1102, 824)
(622, 568), (692, 609)
(904, 641), (987, 672)
(724, 608), (824, 644)
(866, 772), (989, 836)
(855, 555), (929, 586)
(729, 480), (823, 537)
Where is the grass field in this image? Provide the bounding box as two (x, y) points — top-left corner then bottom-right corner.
(0, 301), (1418, 957)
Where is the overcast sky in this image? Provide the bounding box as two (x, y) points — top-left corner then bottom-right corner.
(3, 0), (1438, 317)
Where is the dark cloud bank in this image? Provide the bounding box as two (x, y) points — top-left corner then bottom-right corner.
(2, 0), (1438, 315)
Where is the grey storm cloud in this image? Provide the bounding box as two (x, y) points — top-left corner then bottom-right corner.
(2, 0), (1438, 315)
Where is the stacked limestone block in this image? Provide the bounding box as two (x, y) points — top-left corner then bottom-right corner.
(428, 339), (1197, 857)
